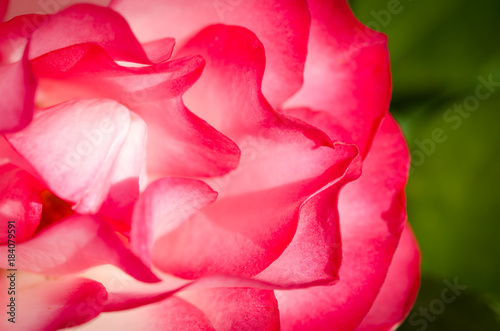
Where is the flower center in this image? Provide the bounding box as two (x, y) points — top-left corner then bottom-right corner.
(36, 190), (74, 234)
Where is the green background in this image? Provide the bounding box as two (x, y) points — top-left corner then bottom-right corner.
(351, 0), (500, 329)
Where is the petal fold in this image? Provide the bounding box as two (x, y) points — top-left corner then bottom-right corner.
(32, 43), (241, 178)
(0, 164), (43, 244)
(0, 43), (36, 133)
(29, 4), (149, 63)
(254, 159), (360, 286)
(110, 0), (311, 107)
(0, 14), (46, 64)
(97, 112), (147, 232)
(356, 223), (421, 331)
(150, 24), (358, 281)
(152, 142), (357, 280)
(6, 99), (131, 214)
(182, 288), (280, 331)
(74, 296), (214, 331)
(4, 0), (111, 19)
(130, 177), (218, 266)
(277, 114), (410, 330)
(0, 274), (108, 331)
(142, 37), (175, 63)
(284, 0), (391, 157)
(0, 215), (159, 282)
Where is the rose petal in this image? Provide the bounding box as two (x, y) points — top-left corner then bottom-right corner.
(0, 164), (43, 244)
(79, 265), (293, 312)
(1, 4), (163, 65)
(137, 97), (241, 178)
(6, 99), (131, 214)
(175, 25), (333, 174)
(182, 288), (280, 330)
(0, 14), (47, 64)
(0, 136), (36, 176)
(31, 43), (203, 103)
(356, 223), (421, 331)
(178, 24), (317, 142)
(284, 0), (391, 157)
(29, 4), (149, 63)
(97, 112), (147, 232)
(254, 158), (361, 286)
(70, 296), (214, 331)
(110, 0), (310, 107)
(0, 273), (108, 330)
(32, 43), (241, 178)
(150, 24), (357, 281)
(141, 37), (175, 63)
(0, 214), (160, 282)
(281, 107), (352, 152)
(276, 114), (410, 330)
(152, 142), (357, 280)
(130, 177), (218, 266)
(4, 0), (111, 20)
(0, 43), (36, 133)
(0, 0), (7, 22)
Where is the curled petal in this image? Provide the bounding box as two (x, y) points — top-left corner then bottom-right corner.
(0, 43), (36, 133)
(73, 296), (214, 331)
(141, 37), (175, 63)
(177, 24), (329, 150)
(254, 158), (360, 286)
(97, 113), (147, 232)
(277, 114), (410, 330)
(0, 136), (35, 174)
(357, 223), (421, 331)
(179, 24), (299, 140)
(0, 164), (43, 244)
(110, 0), (311, 107)
(1, 3), (165, 65)
(137, 97), (241, 178)
(0, 215), (160, 282)
(32, 44), (202, 102)
(152, 143), (357, 279)
(29, 4), (149, 63)
(3, 0), (111, 19)
(80, 265), (311, 312)
(32, 44), (241, 178)
(130, 177), (218, 266)
(0, 273), (108, 330)
(0, 14), (47, 64)
(284, 0), (391, 157)
(6, 99), (131, 214)
(182, 288), (280, 330)
(149, 24), (357, 281)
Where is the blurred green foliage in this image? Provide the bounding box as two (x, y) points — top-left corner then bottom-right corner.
(351, 0), (500, 328)
(398, 276), (500, 331)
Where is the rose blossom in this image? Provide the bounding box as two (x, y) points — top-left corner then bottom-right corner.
(0, 0), (420, 330)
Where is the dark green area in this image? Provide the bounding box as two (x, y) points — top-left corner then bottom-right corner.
(398, 276), (500, 331)
(351, 0), (500, 328)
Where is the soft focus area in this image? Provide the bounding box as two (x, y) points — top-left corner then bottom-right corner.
(352, 0), (500, 329)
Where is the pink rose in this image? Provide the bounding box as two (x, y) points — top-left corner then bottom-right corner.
(0, 0), (420, 330)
